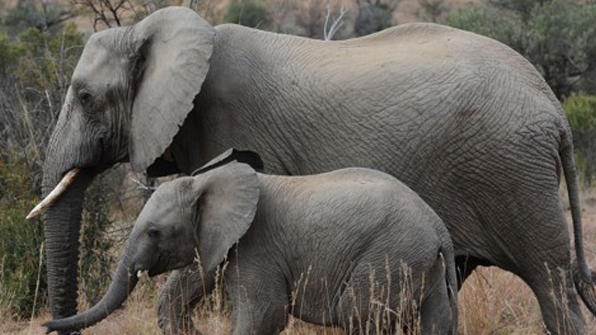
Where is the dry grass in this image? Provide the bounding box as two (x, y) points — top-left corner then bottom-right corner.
(2, 190), (596, 335)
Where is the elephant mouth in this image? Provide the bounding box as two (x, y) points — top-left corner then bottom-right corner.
(133, 251), (189, 279)
(137, 252), (169, 278)
(133, 265), (159, 279)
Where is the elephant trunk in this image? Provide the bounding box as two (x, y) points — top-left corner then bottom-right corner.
(41, 165), (95, 329)
(42, 248), (139, 333)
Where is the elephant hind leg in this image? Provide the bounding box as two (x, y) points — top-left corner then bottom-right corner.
(495, 197), (587, 335)
(525, 268), (586, 335)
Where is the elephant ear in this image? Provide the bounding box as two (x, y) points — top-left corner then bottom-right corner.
(190, 161), (260, 273)
(129, 7), (215, 172)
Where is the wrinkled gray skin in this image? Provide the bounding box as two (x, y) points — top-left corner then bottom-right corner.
(43, 152), (458, 335)
(41, 6), (595, 335)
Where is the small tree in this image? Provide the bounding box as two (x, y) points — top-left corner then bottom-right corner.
(354, 0), (400, 36)
(2, 0), (75, 36)
(70, 0), (155, 30)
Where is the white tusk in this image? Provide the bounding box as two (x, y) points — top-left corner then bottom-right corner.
(137, 270), (147, 279)
(26, 168), (81, 219)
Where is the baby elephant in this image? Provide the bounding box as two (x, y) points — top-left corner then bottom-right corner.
(44, 149), (457, 335)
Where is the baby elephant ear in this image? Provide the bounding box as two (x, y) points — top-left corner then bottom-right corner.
(192, 149), (264, 176)
(129, 7), (215, 172)
(191, 161), (260, 273)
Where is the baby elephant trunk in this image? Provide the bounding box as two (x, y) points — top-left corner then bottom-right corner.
(42, 252), (139, 333)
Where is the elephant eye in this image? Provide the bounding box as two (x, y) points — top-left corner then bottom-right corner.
(79, 92), (92, 107)
(148, 228), (160, 239)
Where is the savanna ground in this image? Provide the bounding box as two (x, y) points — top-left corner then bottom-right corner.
(2, 187), (595, 335)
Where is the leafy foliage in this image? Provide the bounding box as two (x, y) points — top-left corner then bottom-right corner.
(447, 0), (596, 99)
(0, 22), (83, 187)
(224, 0), (270, 28)
(354, 0), (399, 36)
(417, 0), (449, 23)
(1, 0), (75, 37)
(0, 9), (87, 318)
(563, 93), (596, 184)
(0, 158), (45, 318)
(79, 171), (123, 305)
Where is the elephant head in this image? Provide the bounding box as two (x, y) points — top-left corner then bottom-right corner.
(35, 7), (215, 322)
(42, 150), (261, 333)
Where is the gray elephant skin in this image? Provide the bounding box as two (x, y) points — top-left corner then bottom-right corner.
(43, 150), (458, 335)
(37, 5), (595, 335)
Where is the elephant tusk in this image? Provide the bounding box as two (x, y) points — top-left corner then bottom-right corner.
(137, 270), (147, 279)
(26, 168), (81, 219)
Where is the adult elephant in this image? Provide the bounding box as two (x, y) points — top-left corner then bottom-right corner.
(33, 6), (594, 335)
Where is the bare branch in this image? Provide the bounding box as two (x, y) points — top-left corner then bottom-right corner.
(324, 4), (348, 41)
(71, 0), (138, 30)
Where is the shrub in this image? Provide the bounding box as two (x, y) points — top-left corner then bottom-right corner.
(78, 172), (119, 305)
(224, 0), (270, 28)
(446, 0), (596, 99)
(354, 0), (399, 36)
(0, 17), (119, 317)
(0, 157), (45, 318)
(563, 93), (596, 185)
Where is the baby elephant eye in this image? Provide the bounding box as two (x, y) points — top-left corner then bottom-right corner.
(148, 228), (160, 239)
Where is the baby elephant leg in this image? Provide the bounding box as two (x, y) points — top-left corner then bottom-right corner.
(227, 273), (288, 335)
(419, 262), (455, 335)
(158, 265), (214, 335)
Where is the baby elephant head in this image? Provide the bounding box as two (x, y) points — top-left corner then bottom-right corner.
(42, 149), (262, 333)
(133, 151), (262, 277)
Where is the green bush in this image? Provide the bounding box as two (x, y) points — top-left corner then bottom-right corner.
(11, 23), (84, 98)
(0, 157), (45, 318)
(78, 170), (124, 305)
(0, 17), (118, 317)
(224, 0), (270, 28)
(563, 93), (596, 185)
(446, 0), (596, 99)
(354, 1), (398, 36)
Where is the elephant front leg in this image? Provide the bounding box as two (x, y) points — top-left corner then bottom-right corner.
(158, 264), (214, 335)
(227, 280), (289, 335)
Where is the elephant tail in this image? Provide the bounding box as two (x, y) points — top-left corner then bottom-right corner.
(438, 227), (458, 334)
(560, 129), (596, 316)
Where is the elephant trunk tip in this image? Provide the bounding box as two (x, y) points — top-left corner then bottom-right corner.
(42, 319), (75, 334)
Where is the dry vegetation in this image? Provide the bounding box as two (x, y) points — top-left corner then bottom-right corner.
(2, 188), (595, 335)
